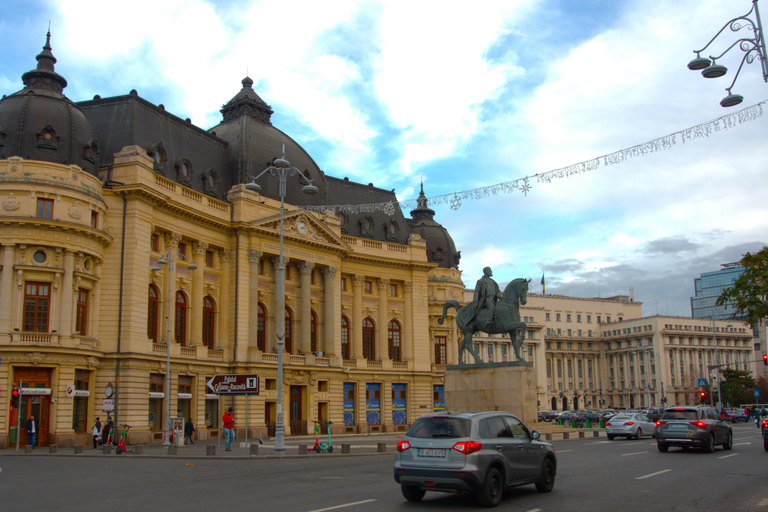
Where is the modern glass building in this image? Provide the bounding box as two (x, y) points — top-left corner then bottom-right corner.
(691, 263), (745, 320)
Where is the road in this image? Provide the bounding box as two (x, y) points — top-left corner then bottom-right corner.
(2, 422), (768, 511)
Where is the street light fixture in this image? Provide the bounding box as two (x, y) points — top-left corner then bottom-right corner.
(688, 0), (768, 107)
(151, 248), (197, 446)
(246, 141), (317, 455)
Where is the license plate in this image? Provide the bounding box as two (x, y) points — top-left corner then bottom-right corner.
(669, 424), (688, 429)
(419, 448), (446, 458)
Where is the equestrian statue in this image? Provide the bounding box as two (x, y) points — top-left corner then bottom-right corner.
(438, 267), (531, 366)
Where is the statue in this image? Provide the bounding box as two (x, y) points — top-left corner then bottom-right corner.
(439, 274), (531, 366)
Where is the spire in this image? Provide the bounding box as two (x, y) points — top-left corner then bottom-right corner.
(21, 29), (68, 93)
(410, 181), (435, 222)
(220, 76), (273, 124)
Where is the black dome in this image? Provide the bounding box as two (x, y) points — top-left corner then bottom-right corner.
(408, 184), (461, 269)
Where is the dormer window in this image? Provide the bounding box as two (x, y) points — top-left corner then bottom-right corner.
(147, 143), (167, 174)
(37, 124), (59, 150)
(202, 167), (219, 196)
(360, 216), (374, 238)
(175, 159), (192, 184)
(385, 221), (398, 242)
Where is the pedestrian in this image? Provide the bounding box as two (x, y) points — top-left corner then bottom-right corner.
(25, 415), (37, 448)
(222, 407), (234, 451)
(92, 417), (102, 449)
(103, 414), (114, 446)
(184, 418), (196, 445)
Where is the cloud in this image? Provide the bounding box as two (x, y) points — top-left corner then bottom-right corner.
(642, 237), (702, 255)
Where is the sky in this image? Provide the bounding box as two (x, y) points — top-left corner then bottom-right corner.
(1, 0), (767, 318)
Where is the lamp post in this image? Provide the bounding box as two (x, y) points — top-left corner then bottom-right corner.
(711, 316), (722, 411)
(151, 248), (197, 446)
(246, 142), (317, 455)
(687, 0), (768, 107)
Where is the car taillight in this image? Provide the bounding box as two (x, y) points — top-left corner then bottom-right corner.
(763, 420), (768, 427)
(655, 421), (666, 426)
(453, 441), (483, 455)
(605, 422), (611, 426)
(689, 421), (707, 428)
(397, 440), (411, 452)
(625, 422), (635, 426)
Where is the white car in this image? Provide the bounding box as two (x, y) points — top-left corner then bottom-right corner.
(605, 413), (656, 440)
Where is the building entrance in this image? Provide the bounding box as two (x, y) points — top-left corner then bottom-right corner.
(11, 367), (52, 446)
(289, 386), (306, 435)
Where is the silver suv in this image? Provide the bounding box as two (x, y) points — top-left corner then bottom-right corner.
(655, 405), (733, 453)
(393, 411), (556, 507)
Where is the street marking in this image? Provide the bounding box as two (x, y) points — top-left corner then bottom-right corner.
(636, 469), (672, 480)
(622, 451), (648, 456)
(307, 499), (377, 512)
(735, 442), (751, 446)
(757, 498), (768, 506)
(557, 449), (573, 453)
(526, 509), (542, 512)
(718, 453), (739, 459)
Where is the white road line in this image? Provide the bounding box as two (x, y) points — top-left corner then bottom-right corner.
(557, 449), (573, 453)
(526, 509), (542, 512)
(718, 453), (739, 459)
(636, 469), (672, 480)
(735, 442), (752, 446)
(757, 498), (768, 506)
(307, 499), (377, 512)
(622, 451), (649, 456)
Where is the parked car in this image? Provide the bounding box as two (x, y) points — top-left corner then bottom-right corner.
(724, 409), (749, 423)
(655, 406), (732, 453)
(394, 411), (557, 507)
(537, 410), (559, 422)
(605, 413), (656, 440)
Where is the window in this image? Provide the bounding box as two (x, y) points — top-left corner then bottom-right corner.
(364, 280), (372, 294)
(33, 250), (46, 263)
(310, 311), (318, 353)
(285, 308), (293, 353)
(24, 282), (50, 332)
(597, 316), (602, 323)
(577, 314), (581, 323)
(388, 320), (401, 361)
(178, 375), (192, 394)
(546, 359), (551, 378)
(205, 250), (214, 268)
(546, 312), (550, 321)
(148, 285), (159, 342)
(72, 369), (89, 432)
(567, 314), (571, 322)
(285, 265), (291, 280)
(587, 315), (591, 323)
(341, 316), (350, 359)
(567, 360), (573, 378)
(389, 283), (397, 297)
(202, 296), (215, 349)
(557, 359), (562, 378)
(363, 318), (375, 360)
(341, 277), (347, 292)
(434, 336), (447, 365)
(258, 259), (264, 275)
(90, 211), (98, 228)
(175, 291), (187, 345)
(151, 234), (159, 252)
(75, 288), (89, 336)
(36, 198), (53, 219)
(178, 242), (187, 257)
(257, 303), (266, 352)
(556, 313), (561, 321)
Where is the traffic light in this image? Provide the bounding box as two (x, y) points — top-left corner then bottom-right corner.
(699, 390), (707, 403)
(763, 353), (767, 366)
(10, 388), (19, 408)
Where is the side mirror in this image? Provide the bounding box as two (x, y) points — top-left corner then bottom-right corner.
(531, 430), (540, 440)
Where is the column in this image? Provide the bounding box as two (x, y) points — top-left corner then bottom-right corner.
(165, 233), (181, 343)
(248, 250), (263, 350)
(299, 261), (314, 354)
(91, 262), (101, 339)
(321, 266), (337, 357)
(0, 244), (15, 332)
(218, 248), (232, 351)
(271, 256), (289, 353)
(59, 250), (75, 335)
(191, 241), (207, 347)
(404, 282), (415, 364)
(352, 275), (364, 360)
(377, 278), (389, 362)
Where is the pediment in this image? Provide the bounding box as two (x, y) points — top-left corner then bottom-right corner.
(250, 210), (350, 252)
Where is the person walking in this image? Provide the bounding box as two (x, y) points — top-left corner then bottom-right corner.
(25, 415), (37, 448)
(184, 418), (196, 445)
(102, 414), (114, 446)
(92, 417), (102, 449)
(222, 407), (234, 451)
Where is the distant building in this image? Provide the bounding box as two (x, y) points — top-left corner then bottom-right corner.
(691, 263), (745, 320)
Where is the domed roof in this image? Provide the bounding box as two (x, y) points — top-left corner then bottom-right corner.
(0, 31), (99, 174)
(408, 184), (461, 269)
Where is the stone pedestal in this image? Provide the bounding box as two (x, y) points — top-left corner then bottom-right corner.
(444, 363), (537, 424)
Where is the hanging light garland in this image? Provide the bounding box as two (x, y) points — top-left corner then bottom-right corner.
(303, 100), (765, 215)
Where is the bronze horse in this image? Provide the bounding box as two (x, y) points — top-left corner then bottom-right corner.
(438, 278), (530, 365)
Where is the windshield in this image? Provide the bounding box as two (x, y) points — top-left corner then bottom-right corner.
(661, 410), (698, 421)
(406, 417), (471, 439)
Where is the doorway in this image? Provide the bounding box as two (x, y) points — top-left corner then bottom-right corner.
(318, 402), (329, 434)
(11, 367), (52, 446)
(289, 386), (306, 435)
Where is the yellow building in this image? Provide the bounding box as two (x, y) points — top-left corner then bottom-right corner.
(0, 33), (465, 447)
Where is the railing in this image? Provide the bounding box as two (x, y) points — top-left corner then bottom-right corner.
(393, 361), (408, 371)
(343, 359), (357, 369)
(152, 343), (167, 354)
(207, 197), (229, 212)
(75, 336), (98, 349)
(11, 332), (58, 344)
(181, 188), (202, 203)
(289, 354), (306, 365)
(366, 360), (382, 370)
(315, 357), (330, 367)
(155, 175), (176, 192)
(180, 346), (197, 358)
(362, 240), (382, 249)
(207, 349), (224, 359)
(387, 244), (407, 253)
(262, 353), (278, 363)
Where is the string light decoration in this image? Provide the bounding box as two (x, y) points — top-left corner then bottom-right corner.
(302, 100), (765, 215)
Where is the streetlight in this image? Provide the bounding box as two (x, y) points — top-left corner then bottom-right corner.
(711, 316), (722, 411)
(246, 141), (317, 455)
(151, 248), (197, 446)
(687, 0), (768, 107)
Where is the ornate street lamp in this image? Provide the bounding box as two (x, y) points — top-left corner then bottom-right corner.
(151, 249), (197, 446)
(246, 142), (317, 455)
(688, 0), (768, 107)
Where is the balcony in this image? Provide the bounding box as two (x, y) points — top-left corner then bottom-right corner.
(10, 332), (60, 345)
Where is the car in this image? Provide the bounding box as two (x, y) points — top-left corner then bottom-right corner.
(604, 413), (656, 440)
(394, 411), (557, 507)
(724, 409), (749, 423)
(537, 410), (559, 422)
(654, 405), (733, 453)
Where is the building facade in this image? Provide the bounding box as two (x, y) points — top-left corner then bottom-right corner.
(691, 262), (745, 320)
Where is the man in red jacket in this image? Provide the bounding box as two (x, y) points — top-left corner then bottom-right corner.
(222, 407), (234, 451)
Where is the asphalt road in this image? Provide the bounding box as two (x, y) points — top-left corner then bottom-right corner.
(3, 422), (767, 511)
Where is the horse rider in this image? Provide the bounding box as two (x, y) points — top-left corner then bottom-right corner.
(472, 267), (502, 332)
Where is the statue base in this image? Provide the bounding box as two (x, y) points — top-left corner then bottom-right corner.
(444, 363), (537, 424)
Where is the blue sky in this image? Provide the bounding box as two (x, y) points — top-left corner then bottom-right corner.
(2, 0), (767, 317)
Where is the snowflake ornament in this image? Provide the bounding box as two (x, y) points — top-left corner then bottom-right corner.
(520, 178), (531, 196)
(450, 193), (462, 211)
(383, 202), (395, 216)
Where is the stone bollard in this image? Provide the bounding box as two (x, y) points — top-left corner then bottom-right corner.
(341, 443), (350, 454)
(377, 442), (387, 453)
(49, 445), (58, 454)
(563, 432), (570, 440)
(593, 431), (600, 438)
(25, 445), (33, 453)
(102, 445), (112, 454)
(74, 445), (83, 454)
(167, 445), (177, 456)
(579, 431), (585, 439)
(250, 444), (259, 456)
(207, 445), (217, 456)
(298, 444), (308, 455)
(545, 433), (552, 441)
(134, 445), (144, 454)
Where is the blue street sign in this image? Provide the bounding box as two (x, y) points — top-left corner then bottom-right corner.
(697, 378), (708, 387)
(755, 390), (760, 397)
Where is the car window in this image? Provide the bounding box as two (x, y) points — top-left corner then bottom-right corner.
(638, 415), (650, 422)
(502, 416), (529, 439)
(705, 409), (718, 421)
(481, 416), (511, 439)
(406, 417), (471, 439)
(661, 410), (697, 421)
(611, 415), (631, 421)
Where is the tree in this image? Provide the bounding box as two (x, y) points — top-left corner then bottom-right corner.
(716, 246), (768, 326)
(720, 368), (757, 407)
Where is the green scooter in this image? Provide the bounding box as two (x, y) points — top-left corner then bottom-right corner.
(309, 420), (333, 453)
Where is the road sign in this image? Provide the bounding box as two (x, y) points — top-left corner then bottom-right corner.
(207, 374), (259, 395)
(755, 390), (761, 397)
(698, 378), (708, 387)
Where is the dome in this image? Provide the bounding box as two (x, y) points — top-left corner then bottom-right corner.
(408, 184), (461, 269)
(0, 32), (99, 174)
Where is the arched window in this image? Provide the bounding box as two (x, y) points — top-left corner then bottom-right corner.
(310, 311), (318, 353)
(175, 291), (188, 346)
(202, 296), (215, 349)
(363, 317), (376, 360)
(388, 319), (402, 362)
(285, 307), (293, 354)
(257, 303), (266, 352)
(341, 316), (350, 360)
(148, 285), (159, 342)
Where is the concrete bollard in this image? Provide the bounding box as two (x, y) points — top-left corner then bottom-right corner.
(102, 445), (112, 454)
(74, 445), (83, 454)
(167, 445), (177, 456)
(134, 445), (144, 454)
(377, 442), (387, 453)
(341, 443), (350, 454)
(593, 431), (600, 438)
(49, 445), (58, 454)
(563, 432), (570, 440)
(250, 444), (259, 456)
(25, 445), (33, 453)
(579, 431), (585, 439)
(298, 444), (308, 455)
(207, 445), (216, 456)
(545, 433), (552, 441)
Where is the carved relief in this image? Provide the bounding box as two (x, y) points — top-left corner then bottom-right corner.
(321, 266), (337, 279)
(68, 200), (83, 220)
(86, 356), (101, 368)
(26, 352), (46, 365)
(248, 249), (263, 263)
(3, 193), (19, 212)
(298, 261), (315, 274)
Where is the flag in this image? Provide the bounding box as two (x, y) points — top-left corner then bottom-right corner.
(540, 273), (545, 294)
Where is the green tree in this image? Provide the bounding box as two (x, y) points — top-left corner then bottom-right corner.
(720, 368), (757, 407)
(716, 246), (768, 326)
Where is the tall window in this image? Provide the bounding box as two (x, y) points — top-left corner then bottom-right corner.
(75, 288), (89, 336)
(364, 280), (372, 294)
(90, 211), (98, 228)
(388, 320), (402, 361)
(285, 308), (293, 353)
(257, 303), (266, 352)
(202, 296), (215, 349)
(341, 316), (350, 359)
(175, 291), (187, 345)
(148, 285), (159, 342)
(150, 233), (159, 252)
(434, 336), (447, 365)
(310, 311), (318, 353)
(36, 198), (53, 219)
(24, 282), (50, 332)
(205, 250), (214, 267)
(178, 242), (187, 257)
(362, 318), (375, 360)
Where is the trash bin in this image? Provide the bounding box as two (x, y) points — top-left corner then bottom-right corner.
(10, 426), (17, 443)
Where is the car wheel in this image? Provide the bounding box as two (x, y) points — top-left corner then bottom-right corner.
(723, 431), (733, 450)
(535, 458), (556, 493)
(764, 439), (768, 452)
(703, 433), (715, 453)
(401, 484), (426, 502)
(477, 467), (503, 507)
(607, 434), (615, 441)
(635, 428), (642, 440)
(657, 442), (668, 452)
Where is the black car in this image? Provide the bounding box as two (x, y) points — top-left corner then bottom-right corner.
(724, 409), (749, 423)
(537, 411), (559, 422)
